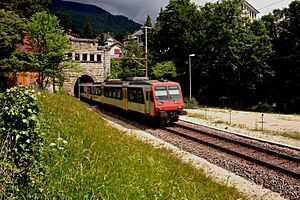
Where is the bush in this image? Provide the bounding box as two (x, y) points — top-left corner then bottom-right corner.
(252, 102), (275, 113)
(184, 96), (199, 109)
(0, 87), (45, 199)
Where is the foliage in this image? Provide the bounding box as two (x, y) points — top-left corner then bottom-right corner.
(0, 87), (45, 198)
(25, 11), (71, 89)
(49, 0), (141, 36)
(51, 10), (72, 32)
(251, 102), (275, 113)
(0, 9), (26, 75)
(82, 21), (96, 39)
(151, 0), (273, 110)
(110, 59), (123, 79)
(0, 0), (50, 18)
(144, 15), (152, 27)
(150, 60), (176, 79)
(262, 0), (300, 113)
(121, 42), (146, 78)
(184, 96), (199, 109)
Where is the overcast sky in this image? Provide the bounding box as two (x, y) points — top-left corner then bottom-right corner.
(64, 0), (294, 24)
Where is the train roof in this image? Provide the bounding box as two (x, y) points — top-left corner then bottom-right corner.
(80, 78), (179, 87)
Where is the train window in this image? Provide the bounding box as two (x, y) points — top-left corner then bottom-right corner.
(116, 89), (121, 99)
(154, 86), (168, 100)
(104, 87), (122, 99)
(128, 88), (145, 104)
(91, 86), (96, 94)
(168, 85), (181, 100)
(96, 86), (101, 95)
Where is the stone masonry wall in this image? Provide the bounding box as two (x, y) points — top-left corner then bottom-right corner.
(63, 38), (111, 95)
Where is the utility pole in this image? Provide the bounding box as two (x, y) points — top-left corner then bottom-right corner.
(141, 26), (151, 77)
(189, 54), (195, 100)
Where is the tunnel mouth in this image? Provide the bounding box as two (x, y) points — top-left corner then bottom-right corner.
(74, 75), (94, 97)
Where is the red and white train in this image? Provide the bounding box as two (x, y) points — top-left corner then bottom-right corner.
(80, 77), (186, 124)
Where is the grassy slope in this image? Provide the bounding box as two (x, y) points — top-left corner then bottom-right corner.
(38, 92), (245, 199)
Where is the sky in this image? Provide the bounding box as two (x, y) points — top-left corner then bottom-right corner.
(64, 0), (294, 24)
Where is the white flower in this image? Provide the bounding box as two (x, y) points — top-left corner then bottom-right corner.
(63, 140), (68, 145)
(49, 143), (56, 147)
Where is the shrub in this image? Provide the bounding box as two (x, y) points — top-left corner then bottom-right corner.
(252, 102), (275, 113)
(0, 87), (45, 199)
(184, 96), (199, 109)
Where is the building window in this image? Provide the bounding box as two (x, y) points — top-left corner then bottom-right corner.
(82, 53), (87, 61)
(114, 49), (120, 55)
(97, 54), (101, 62)
(67, 53), (72, 59)
(75, 53), (80, 61)
(90, 54), (94, 62)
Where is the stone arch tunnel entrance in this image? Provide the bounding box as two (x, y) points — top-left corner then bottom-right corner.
(74, 75), (94, 97)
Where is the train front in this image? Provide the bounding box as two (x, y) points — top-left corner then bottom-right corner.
(152, 81), (186, 124)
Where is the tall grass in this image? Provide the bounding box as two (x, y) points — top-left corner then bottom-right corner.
(38, 92), (245, 199)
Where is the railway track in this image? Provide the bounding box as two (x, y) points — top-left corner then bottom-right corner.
(85, 104), (300, 199)
(163, 120), (300, 179)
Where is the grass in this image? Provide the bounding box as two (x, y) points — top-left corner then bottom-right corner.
(187, 112), (214, 120)
(38, 92), (246, 199)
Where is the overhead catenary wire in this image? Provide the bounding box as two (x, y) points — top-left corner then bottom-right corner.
(258, 0), (289, 11)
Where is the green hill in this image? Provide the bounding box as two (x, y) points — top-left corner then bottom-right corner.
(49, 0), (141, 36)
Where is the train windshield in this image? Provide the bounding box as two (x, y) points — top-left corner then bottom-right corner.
(154, 85), (182, 101)
(154, 86), (168, 100)
(168, 85), (181, 100)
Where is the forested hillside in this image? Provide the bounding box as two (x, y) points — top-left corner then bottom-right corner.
(49, 0), (141, 36)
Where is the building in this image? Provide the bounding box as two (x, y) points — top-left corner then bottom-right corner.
(61, 37), (111, 95)
(101, 33), (124, 58)
(215, 0), (259, 20)
(241, 0), (259, 20)
(124, 29), (144, 47)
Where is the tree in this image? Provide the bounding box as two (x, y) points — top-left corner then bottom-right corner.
(82, 21), (96, 39)
(145, 15), (152, 28)
(263, 0), (300, 112)
(25, 12), (70, 89)
(150, 61), (176, 79)
(0, 10), (25, 76)
(151, 0), (273, 108)
(52, 10), (72, 32)
(0, 0), (50, 18)
(110, 59), (123, 79)
(121, 42), (145, 78)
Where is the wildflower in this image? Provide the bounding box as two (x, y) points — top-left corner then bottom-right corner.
(49, 143), (56, 147)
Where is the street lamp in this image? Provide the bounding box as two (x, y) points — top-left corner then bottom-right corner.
(141, 26), (152, 77)
(189, 54), (195, 100)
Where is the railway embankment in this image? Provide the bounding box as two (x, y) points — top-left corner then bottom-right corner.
(183, 108), (300, 148)
(37, 92), (245, 199)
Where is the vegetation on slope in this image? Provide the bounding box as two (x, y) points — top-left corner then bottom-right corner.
(49, 0), (141, 36)
(38, 92), (245, 199)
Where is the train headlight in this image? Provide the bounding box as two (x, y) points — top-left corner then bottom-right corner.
(178, 106), (182, 109)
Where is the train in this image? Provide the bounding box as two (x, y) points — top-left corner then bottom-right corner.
(79, 77), (186, 124)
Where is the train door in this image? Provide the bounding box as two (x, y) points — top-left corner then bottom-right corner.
(145, 90), (151, 115)
(122, 87), (128, 110)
